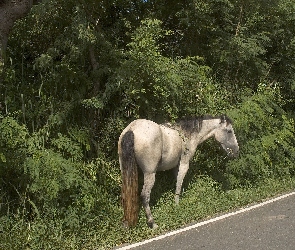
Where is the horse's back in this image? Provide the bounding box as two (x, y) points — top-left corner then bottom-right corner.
(120, 119), (161, 140)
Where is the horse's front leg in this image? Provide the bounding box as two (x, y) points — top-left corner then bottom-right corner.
(141, 172), (158, 229)
(175, 162), (189, 205)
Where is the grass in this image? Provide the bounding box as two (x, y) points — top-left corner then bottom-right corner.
(1, 175), (295, 250)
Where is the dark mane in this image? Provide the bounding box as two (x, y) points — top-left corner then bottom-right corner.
(176, 114), (232, 135)
(176, 116), (203, 135)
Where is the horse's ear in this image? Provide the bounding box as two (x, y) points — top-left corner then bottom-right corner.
(220, 115), (226, 124)
(223, 115), (226, 122)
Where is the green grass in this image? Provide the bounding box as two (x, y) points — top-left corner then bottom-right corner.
(1, 175), (295, 250)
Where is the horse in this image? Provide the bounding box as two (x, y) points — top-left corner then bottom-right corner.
(118, 115), (239, 229)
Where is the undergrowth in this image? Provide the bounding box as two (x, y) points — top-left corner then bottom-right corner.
(1, 175), (295, 250)
(1, 84), (294, 249)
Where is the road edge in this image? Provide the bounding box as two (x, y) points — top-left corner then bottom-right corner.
(115, 191), (295, 250)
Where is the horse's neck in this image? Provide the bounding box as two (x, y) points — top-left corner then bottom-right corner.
(190, 119), (220, 147)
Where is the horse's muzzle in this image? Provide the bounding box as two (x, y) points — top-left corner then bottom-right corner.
(226, 147), (239, 158)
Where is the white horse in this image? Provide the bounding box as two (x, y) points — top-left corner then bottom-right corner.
(118, 115), (239, 229)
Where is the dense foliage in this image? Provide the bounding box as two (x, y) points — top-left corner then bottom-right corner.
(0, 0), (294, 249)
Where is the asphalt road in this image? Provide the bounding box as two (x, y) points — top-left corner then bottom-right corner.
(117, 191), (295, 250)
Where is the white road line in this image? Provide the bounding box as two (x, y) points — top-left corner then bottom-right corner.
(116, 191), (295, 250)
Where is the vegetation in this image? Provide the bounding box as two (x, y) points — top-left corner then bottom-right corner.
(0, 0), (294, 249)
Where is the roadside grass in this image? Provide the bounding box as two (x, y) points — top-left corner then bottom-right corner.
(112, 175), (295, 249)
(1, 175), (295, 250)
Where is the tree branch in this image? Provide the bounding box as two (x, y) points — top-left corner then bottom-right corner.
(235, 5), (243, 37)
(89, 45), (100, 95)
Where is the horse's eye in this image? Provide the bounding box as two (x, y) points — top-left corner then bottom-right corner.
(227, 130), (232, 134)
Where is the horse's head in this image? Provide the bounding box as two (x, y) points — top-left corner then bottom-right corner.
(214, 116), (239, 158)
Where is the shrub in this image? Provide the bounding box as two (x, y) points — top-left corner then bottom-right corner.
(225, 85), (295, 188)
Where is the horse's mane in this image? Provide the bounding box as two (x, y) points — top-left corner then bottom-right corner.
(176, 114), (232, 135)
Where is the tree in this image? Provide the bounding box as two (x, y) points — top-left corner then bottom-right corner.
(0, 0), (39, 79)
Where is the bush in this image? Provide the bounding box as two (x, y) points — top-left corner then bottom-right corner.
(225, 85), (295, 188)
(0, 114), (117, 217)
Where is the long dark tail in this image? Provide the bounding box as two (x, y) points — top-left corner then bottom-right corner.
(120, 130), (139, 227)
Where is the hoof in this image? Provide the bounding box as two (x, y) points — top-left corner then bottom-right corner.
(122, 220), (129, 229)
(147, 220), (158, 229)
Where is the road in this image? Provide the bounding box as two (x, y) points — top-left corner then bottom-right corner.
(116, 191), (295, 250)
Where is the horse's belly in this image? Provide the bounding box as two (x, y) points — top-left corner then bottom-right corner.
(158, 154), (181, 171)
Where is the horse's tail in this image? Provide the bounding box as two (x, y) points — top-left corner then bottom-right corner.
(120, 130), (139, 227)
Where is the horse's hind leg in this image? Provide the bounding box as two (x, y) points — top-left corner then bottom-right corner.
(141, 172), (158, 229)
